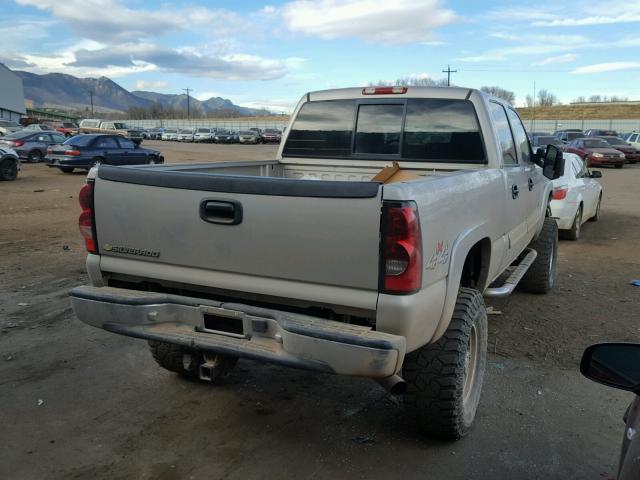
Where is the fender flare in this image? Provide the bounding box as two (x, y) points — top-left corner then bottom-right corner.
(429, 222), (494, 342)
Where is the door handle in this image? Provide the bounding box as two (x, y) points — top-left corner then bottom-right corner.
(528, 178), (534, 191)
(511, 184), (519, 199)
(200, 200), (243, 225)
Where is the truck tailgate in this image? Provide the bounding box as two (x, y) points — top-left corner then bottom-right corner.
(93, 167), (383, 304)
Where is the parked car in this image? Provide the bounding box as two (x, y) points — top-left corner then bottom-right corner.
(0, 120), (22, 137)
(213, 129), (237, 143)
(260, 128), (282, 143)
(581, 342), (640, 480)
(69, 86), (565, 440)
(23, 124), (52, 132)
(177, 129), (195, 142)
(550, 153), (602, 240)
(238, 130), (260, 144)
(555, 131), (584, 144)
(48, 122), (80, 138)
(45, 134), (163, 173)
(249, 127), (262, 135)
(0, 130), (67, 162)
(0, 147), (20, 181)
(531, 135), (563, 154)
(194, 128), (215, 143)
(161, 129), (178, 141)
(145, 128), (164, 140)
(564, 138), (626, 168)
(79, 119), (144, 144)
(598, 136), (640, 164)
(624, 132), (640, 150)
(585, 129), (618, 137)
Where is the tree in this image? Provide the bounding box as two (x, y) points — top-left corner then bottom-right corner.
(480, 86), (515, 104)
(588, 95), (602, 103)
(370, 76), (449, 87)
(525, 94), (534, 108)
(537, 89), (557, 107)
(573, 96), (586, 104)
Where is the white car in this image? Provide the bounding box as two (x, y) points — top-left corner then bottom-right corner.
(177, 129), (195, 142)
(194, 128), (214, 143)
(161, 129), (178, 141)
(550, 153), (602, 240)
(624, 132), (640, 150)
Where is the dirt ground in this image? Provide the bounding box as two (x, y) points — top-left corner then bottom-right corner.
(1, 141), (639, 479)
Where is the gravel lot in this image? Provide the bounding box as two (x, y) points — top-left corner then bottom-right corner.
(1, 141), (639, 479)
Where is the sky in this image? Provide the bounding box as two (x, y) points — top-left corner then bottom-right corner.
(2, 0), (640, 112)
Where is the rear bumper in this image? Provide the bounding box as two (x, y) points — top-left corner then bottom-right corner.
(45, 156), (91, 168)
(69, 286), (406, 378)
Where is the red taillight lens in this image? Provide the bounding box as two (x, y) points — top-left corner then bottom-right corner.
(13, 140), (24, 147)
(78, 183), (97, 254)
(65, 149), (81, 156)
(381, 201), (422, 294)
(47, 147), (53, 154)
(362, 86), (408, 95)
(552, 186), (568, 200)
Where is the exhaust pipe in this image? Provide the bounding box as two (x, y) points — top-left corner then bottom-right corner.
(376, 374), (407, 395)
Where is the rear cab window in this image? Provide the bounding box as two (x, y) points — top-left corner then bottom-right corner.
(283, 98), (486, 163)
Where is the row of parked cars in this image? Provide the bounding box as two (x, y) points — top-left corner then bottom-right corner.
(143, 127), (282, 144)
(529, 128), (640, 168)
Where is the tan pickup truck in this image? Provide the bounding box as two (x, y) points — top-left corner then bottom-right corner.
(78, 119), (144, 144)
(69, 86), (565, 439)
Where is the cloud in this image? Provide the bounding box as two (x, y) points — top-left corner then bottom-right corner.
(533, 53), (578, 65)
(282, 0), (456, 43)
(15, 0), (252, 43)
(66, 44), (288, 80)
(135, 80), (169, 90)
(459, 33), (590, 62)
(571, 62), (640, 74)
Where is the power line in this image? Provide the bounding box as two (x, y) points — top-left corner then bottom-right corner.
(442, 65), (457, 86)
(182, 88), (192, 119)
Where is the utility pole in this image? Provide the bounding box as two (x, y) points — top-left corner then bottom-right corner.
(441, 65), (457, 86)
(87, 89), (94, 116)
(182, 88), (192, 119)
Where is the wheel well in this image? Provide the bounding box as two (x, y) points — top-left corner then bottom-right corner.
(460, 238), (491, 291)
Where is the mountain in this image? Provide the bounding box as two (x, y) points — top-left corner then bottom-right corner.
(16, 71), (273, 116)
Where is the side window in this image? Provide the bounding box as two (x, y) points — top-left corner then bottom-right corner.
(95, 137), (120, 149)
(577, 159), (589, 178)
(35, 135), (47, 142)
(571, 160), (581, 178)
(505, 108), (531, 163)
(488, 102), (517, 165)
(50, 134), (66, 143)
(630, 134), (638, 143)
(117, 137), (135, 149)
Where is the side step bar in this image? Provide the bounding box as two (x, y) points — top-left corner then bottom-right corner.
(484, 248), (538, 298)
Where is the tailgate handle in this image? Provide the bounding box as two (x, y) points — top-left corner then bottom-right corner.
(200, 200), (243, 225)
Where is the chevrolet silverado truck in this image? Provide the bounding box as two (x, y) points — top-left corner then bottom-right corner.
(78, 119), (144, 144)
(69, 86), (564, 439)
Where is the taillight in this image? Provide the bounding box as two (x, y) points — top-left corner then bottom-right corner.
(78, 182), (98, 254)
(381, 201), (422, 294)
(47, 147), (53, 155)
(65, 149), (81, 156)
(12, 140), (24, 147)
(552, 185), (568, 200)
(362, 86), (408, 95)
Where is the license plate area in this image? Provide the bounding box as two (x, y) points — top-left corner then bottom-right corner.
(198, 306), (247, 338)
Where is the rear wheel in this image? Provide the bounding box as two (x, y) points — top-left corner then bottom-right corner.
(28, 150), (42, 163)
(148, 341), (237, 382)
(562, 205), (582, 241)
(403, 288), (487, 440)
(147, 156), (157, 164)
(0, 158), (18, 180)
(59, 167), (74, 173)
(520, 217), (558, 293)
(90, 157), (104, 168)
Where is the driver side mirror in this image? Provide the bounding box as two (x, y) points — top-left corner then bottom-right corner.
(589, 170), (602, 178)
(581, 343), (640, 394)
(543, 144), (565, 180)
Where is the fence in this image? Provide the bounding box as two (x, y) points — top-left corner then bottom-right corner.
(522, 119), (640, 133)
(122, 118), (289, 131)
(123, 117), (640, 135)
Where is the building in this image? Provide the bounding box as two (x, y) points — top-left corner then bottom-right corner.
(0, 63), (26, 121)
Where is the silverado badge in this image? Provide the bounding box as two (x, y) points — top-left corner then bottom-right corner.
(103, 244), (160, 258)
